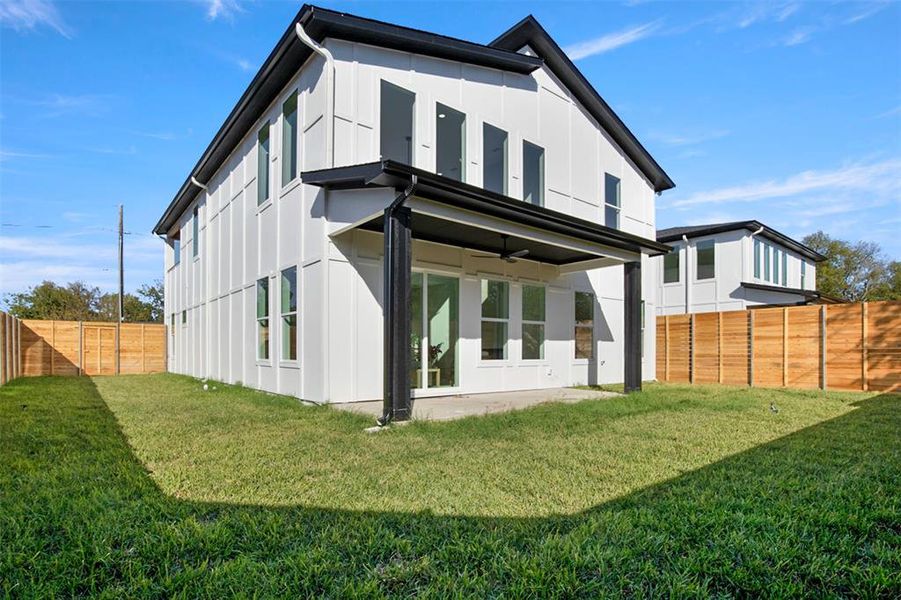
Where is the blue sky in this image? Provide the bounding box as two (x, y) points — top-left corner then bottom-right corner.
(1, 0), (899, 297)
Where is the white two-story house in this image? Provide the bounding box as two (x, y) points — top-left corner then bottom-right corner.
(154, 5), (675, 422)
(655, 221), (827, 316)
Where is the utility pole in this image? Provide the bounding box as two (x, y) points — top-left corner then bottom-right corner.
(118, 204), (124, 323)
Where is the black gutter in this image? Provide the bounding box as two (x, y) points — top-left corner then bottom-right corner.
(153, 4), (541, 236)
(302, 160), (672, 257)
(741, 281), (820, 299)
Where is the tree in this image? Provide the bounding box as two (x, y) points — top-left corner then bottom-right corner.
(802, 232), (899, 301)
(5, 281), (100, 320)
(136, 279), (164, 322)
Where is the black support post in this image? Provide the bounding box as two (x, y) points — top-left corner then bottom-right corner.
(382, 205), (413, 422)
(624, 260), (642, 393)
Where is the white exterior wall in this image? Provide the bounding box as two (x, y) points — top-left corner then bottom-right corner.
(655, 230), (818, 315)
(164, 37), (661, 402)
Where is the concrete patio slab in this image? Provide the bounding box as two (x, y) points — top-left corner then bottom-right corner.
(333, 387), (620, 423)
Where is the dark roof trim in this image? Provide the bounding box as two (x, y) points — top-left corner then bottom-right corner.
(490, 16), (675, 193)
(740, 281), (845, 304)
(153, 4), (541, 235)
(302, 160), (672, 257)
(657, 221), (826, 262)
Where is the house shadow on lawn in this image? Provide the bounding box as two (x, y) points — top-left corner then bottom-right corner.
(2, 377), (899, 597)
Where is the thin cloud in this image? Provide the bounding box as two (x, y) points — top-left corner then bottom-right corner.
(33, 93), (113, 118)
(671, 158), (901, 207)
(564, 21), (662, 60)
(649, 129), (731, 147)
(875, 105), (901, 119)
(845, 2), (890, 25)
(127, 129), (192, 141)
(0, 148), (53, 162)
(0, 0), (71, 38)
(781, 27), (815, 47)
(201, 0), (243, 21)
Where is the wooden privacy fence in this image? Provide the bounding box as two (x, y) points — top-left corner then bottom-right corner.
(657, 301), (901, 392)
(7, 319), (167, 377)
(1, 312), (24, 385)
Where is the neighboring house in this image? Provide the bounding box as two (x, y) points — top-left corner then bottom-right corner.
(153, 5), (675, 421)
(655, 221), (828, 315)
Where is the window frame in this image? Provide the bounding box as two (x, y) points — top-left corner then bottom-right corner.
(801, 260), (807, 289)
(192, 206), (199, 259)
(773, 247), (781, 285)
(181, 309), (187, 326)
(435, 102), (466, 182)
(663, 247), (680, 284)
(782, 251), (788, 286)
(764, 244), (771, 282)
(281, 91), (298, 187)
(695, 239), (715, 281)
(482, 122), (508, 195)
(480, 279), (509, 361)
(574, 290), (594, 360)
(604, 173), (621, 229)
(256, 277), (270, 362)
(257, 122), (271, 206)
(521, 284), (546, 361)
(753, 237), (761, 279)
(379, 80), (415, 164)
(280, 266), (298, 363)
(522, 140), (545, 207)
(172, 236), (181, 266)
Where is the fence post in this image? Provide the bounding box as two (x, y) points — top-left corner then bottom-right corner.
(14, 318), (21, 379)
(664, 315), (670, 382)
(820, 305), (827, 390)
(116, 322), (121, 376)
(748, 310), (755, 387)
(50, 320), (56, 376)
(689, 314), (695, 384)
(861, 302), (868, 391)
(1, 313), (6, 385)
(78, 321), (83, 376)
(782, 307), (788, 387)
(717, 312), (724, 384)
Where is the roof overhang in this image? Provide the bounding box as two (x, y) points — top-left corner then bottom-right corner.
(741, 281), (843, 304)
(302, 160), (672, 262)
(658, 221), (826, 262)
(490, 16), (675, 194)
(153, 4), (542, 236)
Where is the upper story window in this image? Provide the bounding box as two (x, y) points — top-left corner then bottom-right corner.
(801, 261), (807, 289)
(172, 235), (180, 265)
(522, 141), (544, 206)
(753, 238), (761, 279)
(282, 91), (298, 186)
(257, 123), (270, 205)
(380, 81), (414, 164)
(192, 206), (199, 258)
(764, 244), (771, 281)
(521, 285), (545, 360)
(696, 240), (715, 280)
(663, 247), (679, 283)
(482, 123), (508, 195)
(773, 247), (781, 285)
(481, 279), (508, 360)
(782, 251), (788, 286)
(436, 103), (465, 181)
(604, 173), (621, 229)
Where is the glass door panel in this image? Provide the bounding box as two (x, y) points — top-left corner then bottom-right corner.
(409, 272), (459, 390)
(410, 272), (424, 389)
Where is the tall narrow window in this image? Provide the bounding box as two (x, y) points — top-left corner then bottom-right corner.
(764, 244), (771, 281)
(754, 238), (761, 278)
(481, 280), (508, 360)
(696, 240), (715, 280)
(523, 141), (544, 206)
(169, 314), (176, 357)
(181, 309), (186, 325)
(604, 173), (621, 229)
(801, 261), (807, 289)
(773, 248), (780, 285)
(436, 103), (465, 181)
(482, 123), (507, 194)
(281, 267), (297, 361)
(380, 81), (415, 164)
(282, 91), (298, 186)
(257, 124), (270, 205)
(257, 278), (270, 360)
(521, 285), (545, 360)
(574, 291), (594, 359)
(192, 206), (199, 258)
(782, 250), (788, 286)
(172, 236), (180, 265)
(663, 248), (680, 283)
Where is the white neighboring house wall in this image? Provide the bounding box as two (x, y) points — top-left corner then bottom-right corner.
(162, 13), (667, 403)
(655, 227), (819, 316)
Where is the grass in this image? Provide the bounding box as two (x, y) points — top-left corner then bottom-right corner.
(2, 375), (899, 597)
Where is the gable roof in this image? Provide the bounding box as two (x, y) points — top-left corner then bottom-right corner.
(657, 221), (826, 262)
(490, 16), (675, 194)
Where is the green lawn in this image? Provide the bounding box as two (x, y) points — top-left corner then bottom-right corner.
(2, 375), (899, 597)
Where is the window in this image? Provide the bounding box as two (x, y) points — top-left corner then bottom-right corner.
(663, 248), (680, 283)
(696, 240), (715, 280)
(181, 309), (186, 325)
(257, 124), (270, 205)
(280, 267), (297, 361)
(754, 238), (761, 279)
(481, 280), (508, 360)
(801, 261), (807, 289)
(192, 207), (199, 258)
(522, 141), (544, 206)
(257, 278), (270, 360)
(380, 81), (415, 164)
(170, 313), (175, 334)
(764, 244), (771, 281)
(482, 123), (507, 194)
(773, 248), (780, 285)
(436, 103), (465, 181)
(282, 91), (298, 186)
(521, 285), (545, 360)
(173, 237), (180, 265)
(782, 250), (788, 286)
(574, 291), (594, 359)
(604, 173), (621, 229)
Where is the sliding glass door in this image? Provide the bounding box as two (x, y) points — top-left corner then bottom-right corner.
(410, 272), (459, 390)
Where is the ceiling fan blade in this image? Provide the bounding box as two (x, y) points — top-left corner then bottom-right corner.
(507, 249), (530, 259)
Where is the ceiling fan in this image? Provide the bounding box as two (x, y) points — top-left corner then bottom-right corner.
(472, 234), (530, 264)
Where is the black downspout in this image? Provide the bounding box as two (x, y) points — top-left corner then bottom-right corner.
(378, 175), (418, 426)
(624, 260), (642, 393)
